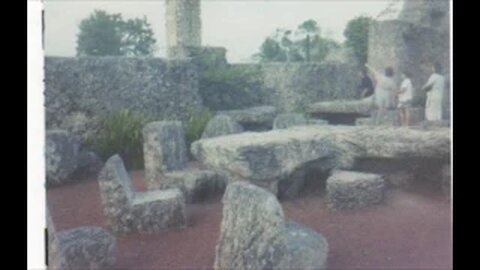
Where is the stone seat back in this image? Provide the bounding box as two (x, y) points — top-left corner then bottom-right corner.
(98, 155), (135, 209)
(98, 155), (187, 234)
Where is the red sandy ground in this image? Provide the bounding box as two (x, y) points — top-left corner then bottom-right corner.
(47, 170), (452, 270)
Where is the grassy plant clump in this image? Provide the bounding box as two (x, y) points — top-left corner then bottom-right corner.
(185, 108), (213, 147)
(92, 109), (153, 170)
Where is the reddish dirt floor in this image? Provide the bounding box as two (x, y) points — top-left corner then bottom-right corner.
(47, 170), (452, 270)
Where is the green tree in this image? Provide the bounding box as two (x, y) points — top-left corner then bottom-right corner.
(311, 35), (340, 62)
(296, 19), (320, 61)
(254, 37), (286, 62)
(254, 19), (338, 63)
(343, 16), (373, 65)
(76, 10), (156, 57)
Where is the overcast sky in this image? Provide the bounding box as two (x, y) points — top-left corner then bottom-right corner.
(44, 0), (395, 63)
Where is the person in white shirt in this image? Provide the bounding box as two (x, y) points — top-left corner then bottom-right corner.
(365, 64), (397, 110)
(397, 71), (414, 126)
(422, 62), (445, 121)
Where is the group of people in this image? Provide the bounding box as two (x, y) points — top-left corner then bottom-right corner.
(358, 62), (446, 126)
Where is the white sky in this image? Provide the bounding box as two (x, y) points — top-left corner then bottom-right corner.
(44, 0), (393, 63)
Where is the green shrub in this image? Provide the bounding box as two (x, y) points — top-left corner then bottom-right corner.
(201, 66), (261, 86)
(92, 109), (153, 170)
(185, 108), (213, 148)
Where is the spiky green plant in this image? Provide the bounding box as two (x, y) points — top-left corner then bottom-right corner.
(93, 109), (153, 170)
(185, 108), (213, 148)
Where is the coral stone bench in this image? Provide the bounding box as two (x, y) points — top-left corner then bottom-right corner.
(307, 98), (374, 125)
(192, 125), (450, 197)
(327, 170), (385, 210)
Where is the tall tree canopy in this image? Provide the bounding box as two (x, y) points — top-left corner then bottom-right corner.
(254, 19), (339, 63)
(343, 16), (373, 65)
(76, 10), (156, 57)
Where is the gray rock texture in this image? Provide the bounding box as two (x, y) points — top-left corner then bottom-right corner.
(398, 0), (450, 32)
(285, 221), (329, 270)
(370, 110), (401, 126)
(150, 169), (226, 203)
(52, 227), (116, 270)
(218, 106), (277, 131)
(201, 62), (361, 113)
(351, 156), (446, 190)
(418, 120), (451, 129)
(143, 121), (188, 188)
(307, 119), (329, 126)
(260, 62), (361, 112)
(383, 170), (416, 188)
(98, 155), (186, 234)
(215, 181), (288, 270)
(165, 0), (202, 57)
(201, 115), (244, 139)
(214, 181), (328, 270)
(45, 57), (202, 144)
(356, 108), (425, 127)
(46, 130), (79, 186)
(327, 170), (385, 210)
(355, 117), (373, 126)
(47, 210), (116, 270)
(191, 125), (450, 197)
(72, 150), (103, 179)
(308, 98), (375, 116)
(273, 113), (308, 130)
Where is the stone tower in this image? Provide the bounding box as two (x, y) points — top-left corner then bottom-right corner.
(165, 0), (202, 58)
(368, 0), (450, 120)
(399, 0), (450, 33)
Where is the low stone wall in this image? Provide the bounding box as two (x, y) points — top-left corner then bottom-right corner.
(200, 62), (361, 112)
(260, 62), (361, 112)
(199, 64), (265, 111)
(46, 57), (362, 142)
(45, 57), (203, 142)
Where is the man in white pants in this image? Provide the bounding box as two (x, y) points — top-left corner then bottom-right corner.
(422, 62), (445, 121)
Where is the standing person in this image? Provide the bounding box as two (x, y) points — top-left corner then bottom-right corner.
(365, 64), (397, 110)
(358, 69), (374, 98)
(397, 71), (414, 126)
(422, 62), (445, 121)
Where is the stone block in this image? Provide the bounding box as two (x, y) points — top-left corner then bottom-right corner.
(143, 121), (188, 188)
(46, 130), (79, 186)
(201, 115), (243, 139)
(327, 170), (385, 210)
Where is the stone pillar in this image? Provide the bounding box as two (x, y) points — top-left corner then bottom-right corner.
(166, 0), (201, 58)
(143, 121), (188, 189)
